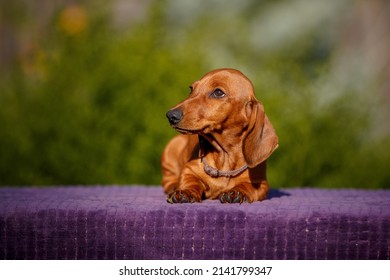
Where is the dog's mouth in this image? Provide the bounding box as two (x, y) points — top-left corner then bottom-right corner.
(172, 122), (220, 135)
(172, 125), (202, 135)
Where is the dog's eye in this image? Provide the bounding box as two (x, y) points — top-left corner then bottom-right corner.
(189, 86), (193, 95)
(210, 89), (225, 99)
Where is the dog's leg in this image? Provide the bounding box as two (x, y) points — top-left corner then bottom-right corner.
(219, 181), (269, 203)
(161, 134), (200, 195)
(161, 163), (179, 194)
(167, 168), (205, 203)
(167, 187), (202, 203)
(161, 136), (186, 194)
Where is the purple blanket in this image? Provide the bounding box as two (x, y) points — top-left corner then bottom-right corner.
(0, 186), (389, 260)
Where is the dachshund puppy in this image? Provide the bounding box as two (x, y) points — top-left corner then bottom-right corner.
(161, 68), (278, 203)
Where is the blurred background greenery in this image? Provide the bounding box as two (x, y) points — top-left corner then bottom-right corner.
(0, 0), (389, 189)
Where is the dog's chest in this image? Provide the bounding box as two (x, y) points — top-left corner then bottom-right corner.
(202, 175), (238, 199)
(188, 158), (247, 199)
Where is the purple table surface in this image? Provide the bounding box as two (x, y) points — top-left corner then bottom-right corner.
(0, 186), (389, 260)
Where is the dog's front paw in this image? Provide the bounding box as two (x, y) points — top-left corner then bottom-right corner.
(167, 190), (201, 204)
(219, 190), (249, 204)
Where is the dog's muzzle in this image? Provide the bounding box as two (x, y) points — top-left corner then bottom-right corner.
(166, 109), (183, 125)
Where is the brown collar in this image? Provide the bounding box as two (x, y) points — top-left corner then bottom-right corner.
(201, 157), (248, 178)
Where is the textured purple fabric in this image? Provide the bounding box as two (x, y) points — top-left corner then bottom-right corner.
(0, 186), (389, 260)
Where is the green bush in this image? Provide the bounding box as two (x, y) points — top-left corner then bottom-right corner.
(254, 63), (390, 189)
(0, 0), (388, 188)
(0, 1), (206, 185)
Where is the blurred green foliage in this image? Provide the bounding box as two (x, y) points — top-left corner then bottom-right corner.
(0, 0), (389, 188)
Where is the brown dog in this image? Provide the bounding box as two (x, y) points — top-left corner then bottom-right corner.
(161, 68), (278, 203)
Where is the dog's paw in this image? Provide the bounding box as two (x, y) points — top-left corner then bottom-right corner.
(167, 190), (201, 204)
(219, 190), (249, 204)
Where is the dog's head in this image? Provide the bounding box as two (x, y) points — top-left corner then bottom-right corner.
(166, 68), (278, 167)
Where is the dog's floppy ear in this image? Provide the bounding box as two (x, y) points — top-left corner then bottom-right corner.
(243, 101), (279, 168)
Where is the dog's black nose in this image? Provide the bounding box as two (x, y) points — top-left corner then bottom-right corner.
(166, 109), (183, 125)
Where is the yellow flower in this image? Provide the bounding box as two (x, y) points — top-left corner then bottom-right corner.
(58, 4), (88, 36)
